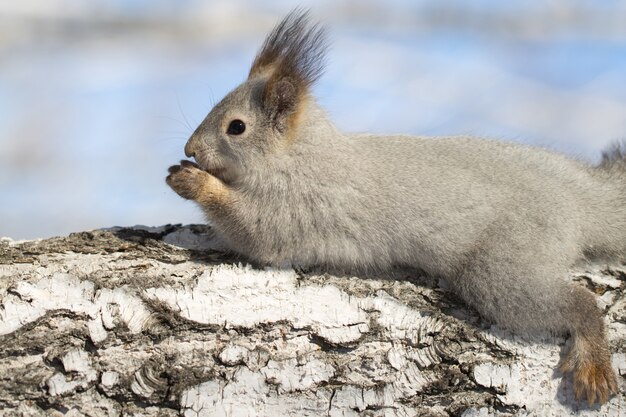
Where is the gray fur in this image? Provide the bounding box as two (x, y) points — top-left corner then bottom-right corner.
(169, 10), (623, 404)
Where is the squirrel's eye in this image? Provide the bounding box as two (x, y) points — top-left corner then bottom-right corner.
(227, 119), (246, 135)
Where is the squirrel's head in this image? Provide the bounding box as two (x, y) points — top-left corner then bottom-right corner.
(184, 9), (327, 183)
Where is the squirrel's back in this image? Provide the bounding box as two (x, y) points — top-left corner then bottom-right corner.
(335, 134), (626, 263)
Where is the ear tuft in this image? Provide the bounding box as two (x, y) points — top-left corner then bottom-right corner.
(249, 8), (327, 84)
(250, 9), (327, 130)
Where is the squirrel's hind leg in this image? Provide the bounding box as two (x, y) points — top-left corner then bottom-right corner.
(559, 285), (618, 405)
(450, 232), (618, 405)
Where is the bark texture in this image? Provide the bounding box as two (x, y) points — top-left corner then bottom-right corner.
(0, 225), (624, 417)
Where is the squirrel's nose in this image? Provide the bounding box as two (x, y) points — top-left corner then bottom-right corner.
(184, 141), (196, 158)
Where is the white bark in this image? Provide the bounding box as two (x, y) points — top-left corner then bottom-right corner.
(0, 225), (624, 416)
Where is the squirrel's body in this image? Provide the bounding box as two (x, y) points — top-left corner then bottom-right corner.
(167, 10), (623, 404)
(214, 101), (623, 275)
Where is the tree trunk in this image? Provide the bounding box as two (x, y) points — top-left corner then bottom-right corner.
(0, 225), (624, 416)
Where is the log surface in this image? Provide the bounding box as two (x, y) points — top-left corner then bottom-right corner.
(0, 225), (624, 416)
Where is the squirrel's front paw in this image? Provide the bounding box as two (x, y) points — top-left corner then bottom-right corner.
(166, 160), (212, 201)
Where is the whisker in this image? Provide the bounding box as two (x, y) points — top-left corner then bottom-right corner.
(176, 92), (194, 132)
(208, 87), (216, 108)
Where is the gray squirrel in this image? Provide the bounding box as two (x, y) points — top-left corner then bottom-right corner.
(167, 9), (623, 404)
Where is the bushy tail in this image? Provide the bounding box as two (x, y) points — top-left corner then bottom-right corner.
(598, 140), (626, 174)
(593, 140), (626, 256)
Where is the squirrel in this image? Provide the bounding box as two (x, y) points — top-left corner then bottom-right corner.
(167, 9), (623, 404)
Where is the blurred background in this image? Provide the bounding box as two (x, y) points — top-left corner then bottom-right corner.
(2, 0), (626, 240)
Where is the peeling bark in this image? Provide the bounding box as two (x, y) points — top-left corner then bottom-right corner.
(0, 225), (624, 416)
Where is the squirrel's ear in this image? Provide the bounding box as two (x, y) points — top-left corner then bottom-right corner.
(250, 9), (327, 133)
(262, 76), (300, 131)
